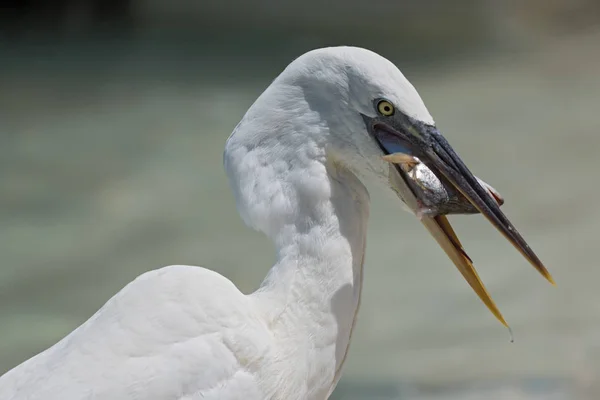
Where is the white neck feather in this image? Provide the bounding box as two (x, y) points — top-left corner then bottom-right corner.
(224, 95), (370, 397)
(257, 159), (369, 399)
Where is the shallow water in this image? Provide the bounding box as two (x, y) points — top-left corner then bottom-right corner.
(1, 31), (600, 398)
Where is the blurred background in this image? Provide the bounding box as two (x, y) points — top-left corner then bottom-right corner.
(1, 0), (600, 398)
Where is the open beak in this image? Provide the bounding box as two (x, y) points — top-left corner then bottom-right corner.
(364, 111), (555, 328)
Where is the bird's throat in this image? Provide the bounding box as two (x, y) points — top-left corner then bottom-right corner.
(251, 160), (369, 398)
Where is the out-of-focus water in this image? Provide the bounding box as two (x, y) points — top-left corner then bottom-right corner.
(1, 31), (600, 399)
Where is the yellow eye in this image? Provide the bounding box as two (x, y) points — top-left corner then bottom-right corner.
(377, 100), (394, 116)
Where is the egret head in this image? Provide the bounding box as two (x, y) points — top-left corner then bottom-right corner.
(226, 46), (554, 327)
(270, 46), (435, 186)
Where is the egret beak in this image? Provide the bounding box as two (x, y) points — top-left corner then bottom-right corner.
(386, 163), (511, 327)
(363, 111), (555, 328)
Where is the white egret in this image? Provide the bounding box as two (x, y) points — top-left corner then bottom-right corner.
(0, 46), (554, 400)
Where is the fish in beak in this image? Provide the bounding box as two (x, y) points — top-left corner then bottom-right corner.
(382, 152), (506, 216)
(363, 106), (555, 328)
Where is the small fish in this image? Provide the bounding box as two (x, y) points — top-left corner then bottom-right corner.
(383, 153), (504, 216)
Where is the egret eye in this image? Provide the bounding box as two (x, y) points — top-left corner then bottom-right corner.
(377, 100), (395, 116)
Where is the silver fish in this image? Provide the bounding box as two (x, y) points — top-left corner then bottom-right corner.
(404, 158), (503, 216)
(385, 154), (504, 217)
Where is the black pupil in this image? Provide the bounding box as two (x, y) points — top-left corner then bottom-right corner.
(384, 106), (390, 112)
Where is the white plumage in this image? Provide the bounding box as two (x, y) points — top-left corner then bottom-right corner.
(1, 46), (550, 400)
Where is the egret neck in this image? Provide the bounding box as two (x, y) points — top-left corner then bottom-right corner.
(263, 159), (367, 389)
(224, 105), (369, 397)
